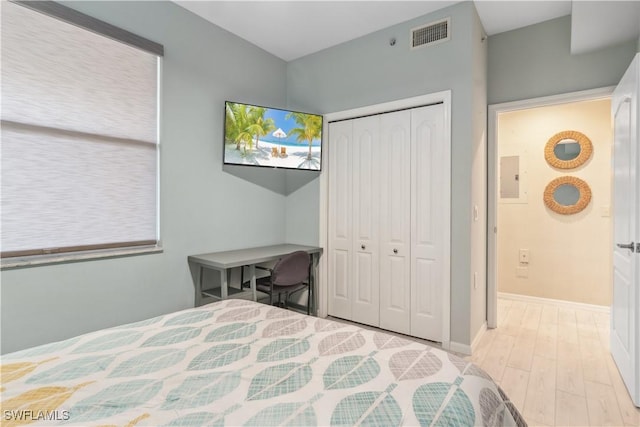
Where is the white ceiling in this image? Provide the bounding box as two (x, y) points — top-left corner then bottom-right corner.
(174, 1), (640, 62)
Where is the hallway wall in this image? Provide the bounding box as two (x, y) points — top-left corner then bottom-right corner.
(497, 98), (612, 306)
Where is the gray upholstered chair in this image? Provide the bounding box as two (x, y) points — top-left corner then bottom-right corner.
(254, 251), (311, 314)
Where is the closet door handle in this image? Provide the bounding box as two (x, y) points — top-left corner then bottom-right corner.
(393, 248), (398, 254)
(361, 244), (366, 250)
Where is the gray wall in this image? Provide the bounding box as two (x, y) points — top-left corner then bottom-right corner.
(1, 1), (288, 354)
(285, 179), (320, 246)
(469, 7), (488, 344)
(488, 16), (637, 105)
(286, 1), (480, 346)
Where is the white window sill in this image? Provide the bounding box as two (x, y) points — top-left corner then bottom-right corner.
(1, 245), (163, 270)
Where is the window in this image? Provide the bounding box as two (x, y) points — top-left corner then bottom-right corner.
(1, 1), (163, 260)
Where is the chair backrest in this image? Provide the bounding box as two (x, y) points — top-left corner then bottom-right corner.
(271, 251), (310, 287)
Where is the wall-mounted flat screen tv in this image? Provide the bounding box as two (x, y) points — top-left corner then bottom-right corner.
(224, 101), (322, 171)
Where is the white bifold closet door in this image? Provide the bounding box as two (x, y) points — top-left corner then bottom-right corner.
(351, 116), (380, 326)
(327, 103), (446, 343)
(410, 104), (445, 340)
(327, 120), (353, 321)
(327, 116), (380, 326)
(379, 111), (411, 334)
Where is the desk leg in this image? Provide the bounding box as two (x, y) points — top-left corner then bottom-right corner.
(249, 265), (257, 301)
(220, 269), (228, 299)
(195, 265), (203, 307)
(311, 253), (319, 316)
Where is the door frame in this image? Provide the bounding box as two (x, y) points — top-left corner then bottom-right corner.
(487, 86), (614, 328)
(318, 90), (452, 349)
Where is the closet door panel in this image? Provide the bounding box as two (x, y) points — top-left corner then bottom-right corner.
(379, 110), (411, 334)
(332, 250), (350, 307)
(414, 259), (435, 319)
(389, 256), (409, 310)
(410, 104), (445, 341)
(328, 120), (353, 320)
(351, 116), (380, 326)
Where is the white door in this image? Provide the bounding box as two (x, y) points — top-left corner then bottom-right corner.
(410, 104), (447, 341)
(327, 120), (353, 320)
(351, 116), (380, 326)
(611, 54), (639, 407)
(379, 111), (411, 334)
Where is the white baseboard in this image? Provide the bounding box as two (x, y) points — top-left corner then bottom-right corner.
(498, 292), (610, 314)
(471, 321), (487, 351)
(448, 341), (471, 356)
(448, 321), (487, 356)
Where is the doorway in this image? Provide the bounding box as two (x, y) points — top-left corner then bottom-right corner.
(488, 87), (614, 327)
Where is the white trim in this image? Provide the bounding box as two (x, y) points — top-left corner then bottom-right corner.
(471, 321), (487, 353)
(318, 118), (329, 318)
(498, 292), (610, 314)
(450, 321), (487, 357)
(442, 92), (451, 349)
(320, 90), (452, 349)
(488, 87), (614, 115)
(487, 86), (615, 329)
(449, 341), (471, 356)
(324, 91), (451, 123)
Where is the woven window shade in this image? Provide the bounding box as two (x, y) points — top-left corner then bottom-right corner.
(1, 1), (160, 256)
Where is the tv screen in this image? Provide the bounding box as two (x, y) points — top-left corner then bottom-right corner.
(224, 101), (322, 171)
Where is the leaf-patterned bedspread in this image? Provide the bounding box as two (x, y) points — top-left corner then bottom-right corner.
(1, 300), (526, 426)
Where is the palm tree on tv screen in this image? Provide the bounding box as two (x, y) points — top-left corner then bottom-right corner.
(286, 112), (322, 161)
(225, 103), (253, 153)
(247, 107), (275, 150)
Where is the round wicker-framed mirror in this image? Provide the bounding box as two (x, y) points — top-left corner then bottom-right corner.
(543, 176), (592, 215)
(544, 130), (593, 169)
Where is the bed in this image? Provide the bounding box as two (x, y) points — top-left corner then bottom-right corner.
(1, 299), (526, 426)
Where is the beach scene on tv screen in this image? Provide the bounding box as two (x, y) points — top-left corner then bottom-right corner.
(224, 102), (322, 170)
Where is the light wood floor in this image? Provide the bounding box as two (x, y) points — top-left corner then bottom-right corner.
(467, 297), (639, 427)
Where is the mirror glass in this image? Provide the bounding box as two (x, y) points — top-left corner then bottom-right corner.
(553, 139), (581, 161)
(553, 183), (580, 206)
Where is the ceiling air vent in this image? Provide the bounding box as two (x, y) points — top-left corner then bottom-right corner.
(411, 18), (450, 49)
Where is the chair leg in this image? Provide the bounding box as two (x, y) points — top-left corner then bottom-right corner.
(308, 263), (312, 315)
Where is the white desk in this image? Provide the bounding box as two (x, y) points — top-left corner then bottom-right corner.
(188, 244), (322, 311)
